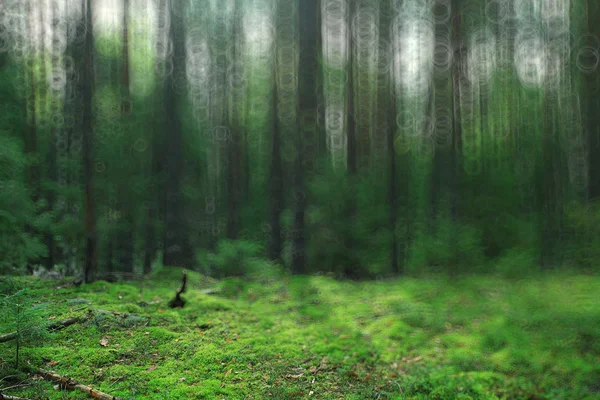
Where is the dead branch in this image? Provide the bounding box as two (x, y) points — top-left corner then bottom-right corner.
(168, 271), (187, 308)
(36, 369), (121, 400)
(0, 315), (86, 344)
(0, 394), (33, 400)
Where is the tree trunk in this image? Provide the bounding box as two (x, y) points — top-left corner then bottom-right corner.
(163, 0), (186, 267)
(226, 0), (244, 240)
(268, 66), (284, 261)
(587, 0), (600, 200)
(82, 0), (98, 283)
(451, 0), (463, 222)
(293, 0), (321, 274)
(118, 0), (134, 274)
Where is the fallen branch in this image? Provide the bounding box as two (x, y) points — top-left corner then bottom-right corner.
(168, 271), (187, 308)
(0, 394), (33, 400)
(36, 369), (121, 400)
(0, 315), (85, 344)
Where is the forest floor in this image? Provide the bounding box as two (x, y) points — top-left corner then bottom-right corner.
(0, 268), (599, 399)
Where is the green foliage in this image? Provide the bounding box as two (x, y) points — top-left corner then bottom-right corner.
(494, 248), (538, 278)
(564, 201), (600, 271)
(197, 239), (265, 278)
(0, 135), (48, 273)
(0, 281), (49, 368)
(408, 217), (485, 273)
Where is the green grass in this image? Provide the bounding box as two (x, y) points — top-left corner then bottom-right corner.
(1, 269), (599, 399)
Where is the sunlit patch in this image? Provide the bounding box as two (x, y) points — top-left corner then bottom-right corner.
(515, 37), (547, 87)
(467, 29), (496, 85)
(393, 19), (434, 97)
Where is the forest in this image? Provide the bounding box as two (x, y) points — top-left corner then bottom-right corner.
(0, 0), (599, 398)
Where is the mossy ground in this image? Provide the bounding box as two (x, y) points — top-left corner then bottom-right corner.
(1, 269), (599, 399)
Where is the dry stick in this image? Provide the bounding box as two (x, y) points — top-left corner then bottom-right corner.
(36, 369), (121, 400)
(0, 394), (33, 400)
(0, 315), (86, 344)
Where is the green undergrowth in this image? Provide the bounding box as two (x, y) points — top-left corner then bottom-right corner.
(0, 270), (599, 399)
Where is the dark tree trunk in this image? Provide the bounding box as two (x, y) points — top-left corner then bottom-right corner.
(342, 0), (358, 278)
(293, 0), (321, 274)
(377, 0), (400, 275)
(587, 0), (600, 200)
(451, 0), (463, 221)
(268, 68), (284, 261)
(118, 0), (134, 274)
(82, 0), (98, 283)
(226, 0), (244, 240)
(388, 78), (399, 275)
(163, 0), (187, 267)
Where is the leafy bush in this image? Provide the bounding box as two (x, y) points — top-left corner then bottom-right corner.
(408, 217), (485, 274)
(494, 248), (538, 278)
(197, 239), (264, 278)
(0, 136), (48, 274)
(563, 201), (600, 271)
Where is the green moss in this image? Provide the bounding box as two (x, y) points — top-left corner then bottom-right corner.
(1, 274), (598, 399)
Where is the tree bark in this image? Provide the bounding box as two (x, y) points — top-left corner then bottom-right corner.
(226, 0), (244, 240)
(293, 0), (321, 274)
(163, 0), (187, 267)
(343, 0), (358, 278)
(268, 65), (284, 261)
(82, 0), (98, 283)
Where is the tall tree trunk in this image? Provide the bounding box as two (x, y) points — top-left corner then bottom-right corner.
(44, 0), (61, 269)
(163, 0), (186, 267)
(343, 0), (358, 278)
(82, 0), (98, 283)
(268, 63), (284, 261)
(587, 0), (600, 200)
(143, 0), (168, 274)
(293, 0), (320, 274)
(118, 0), (134, 274)
(388, 76), (399, 275)
(226, 0), (243, 240)
(450, 0), (463, 222)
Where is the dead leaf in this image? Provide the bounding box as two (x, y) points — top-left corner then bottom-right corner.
(286, 373), (304, 379)
(46, 360), (59, 367)
(118, 295), (123, 300)
(100, 337), (109, 347)
(225, 369), (232, 378)
(179, 377), (186, 382)
(147, 365), (157, 372)
(263, 375), (269, 380)
(309, 366), (317, 373)
(48, 315), (56, 320)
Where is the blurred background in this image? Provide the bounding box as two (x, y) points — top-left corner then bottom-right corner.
(0, 0), (599, 280)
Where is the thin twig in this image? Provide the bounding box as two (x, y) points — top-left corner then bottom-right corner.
(0, 382), (30, 392)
